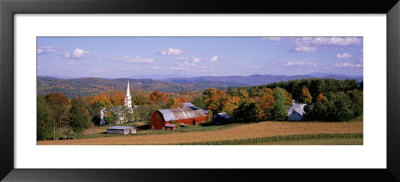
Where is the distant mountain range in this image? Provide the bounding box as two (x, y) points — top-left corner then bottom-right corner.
(37, 73), (362, 98)
(162, 73), (363, 86)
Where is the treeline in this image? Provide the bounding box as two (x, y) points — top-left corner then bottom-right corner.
(37, 93), (92, 140)
(193, 78), (363, 123)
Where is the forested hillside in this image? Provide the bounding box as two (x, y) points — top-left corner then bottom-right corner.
(37, 77), (245, 98)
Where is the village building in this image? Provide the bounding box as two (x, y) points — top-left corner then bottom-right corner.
(287, 100), (307, 121)
(150, 105), (207, 130)
(100, 81), (135, 125)
(106, 126), (136, 135)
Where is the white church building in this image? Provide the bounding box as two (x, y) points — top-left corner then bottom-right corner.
(100, 81), (135, 125)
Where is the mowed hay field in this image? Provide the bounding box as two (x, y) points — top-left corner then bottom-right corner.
(37, 121), (363, 145)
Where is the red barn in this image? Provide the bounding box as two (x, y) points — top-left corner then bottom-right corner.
(150, 108), (207, 130)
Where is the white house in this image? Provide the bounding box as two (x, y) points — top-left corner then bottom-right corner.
(288, 100), (307, 121)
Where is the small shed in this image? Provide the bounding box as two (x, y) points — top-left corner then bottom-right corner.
(107, 126), (136, 135)
(165, 124), (177, 130)
(288, 100), (307, 121)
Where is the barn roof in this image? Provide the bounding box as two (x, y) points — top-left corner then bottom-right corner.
(158, 108), (206, 122)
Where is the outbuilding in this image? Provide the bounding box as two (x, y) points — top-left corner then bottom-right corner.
(107, 126), (136, 135)
(150, 107), (207, 130)
(165, 124), (177, 130)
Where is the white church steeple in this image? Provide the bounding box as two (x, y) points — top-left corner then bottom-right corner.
(124, 81), (132, 108)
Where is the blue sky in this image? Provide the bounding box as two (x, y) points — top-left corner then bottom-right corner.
(37, 37), (363, 79)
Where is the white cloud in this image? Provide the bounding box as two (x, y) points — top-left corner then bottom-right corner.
(177, 55), (218, 63)
(312, 37), (362, 46)
(293, 37), (362, 52)
(283, 61), (317, 68)
(177, 61), (195, 67)
(72, 48), (86, 58)
(120, 56), (154, 63)
(62, 48), (89, 59)
(192, 57), (202, 63)
(97, 54), (154, 64)
(37, 45), (57, 55)
(159, 48), (184, 56)
(334, 62), (363, 69)
(62, 51), (71, 58)
(295, 46), (317, 52)
(209, 56), (218, 62)
(262, 37), (281, 41)
(336, 53), (352, 59)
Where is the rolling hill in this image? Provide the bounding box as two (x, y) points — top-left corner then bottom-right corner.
(163, 73), (363, 86)
(37, 77), (246, 98)
(37, 73), (362, 98)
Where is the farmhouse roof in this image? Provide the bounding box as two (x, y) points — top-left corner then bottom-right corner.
(288, 100), (306, 116)
(158, 108), (206, 122)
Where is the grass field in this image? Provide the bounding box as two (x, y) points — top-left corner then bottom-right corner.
(37, 121), (363, 145)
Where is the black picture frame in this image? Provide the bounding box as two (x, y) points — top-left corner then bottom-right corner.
(1, 0), (399, 181)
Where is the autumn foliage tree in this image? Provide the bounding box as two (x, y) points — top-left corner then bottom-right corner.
(110, 92), (125, 106)
(300, 87), (312, 104)
(203, 88), (229, 114)
(45, 92), (71, 140)
(149, 91), (168, 106)
(223, 96), (241, 116)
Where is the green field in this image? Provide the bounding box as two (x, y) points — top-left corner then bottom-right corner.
(176, 133), (363, 145)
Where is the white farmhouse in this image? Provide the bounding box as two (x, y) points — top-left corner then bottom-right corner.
(287, 100), (307, 121)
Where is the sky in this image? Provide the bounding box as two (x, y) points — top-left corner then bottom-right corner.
(37, 37), (363, 79)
